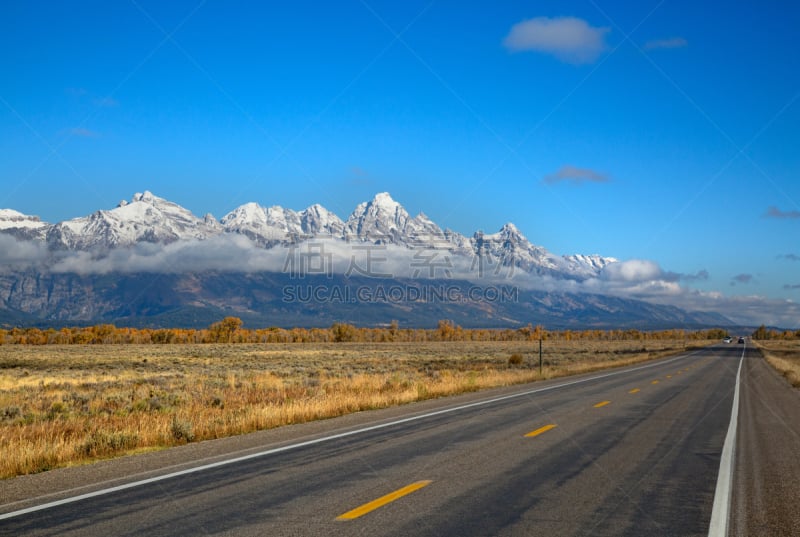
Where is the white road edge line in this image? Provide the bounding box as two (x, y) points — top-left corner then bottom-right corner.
(0, 350), (700, 521)
(707, 343), (745, 537)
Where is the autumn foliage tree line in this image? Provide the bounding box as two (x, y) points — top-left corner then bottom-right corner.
(0, 317), (741, 345)
(751, 324), (800, 341)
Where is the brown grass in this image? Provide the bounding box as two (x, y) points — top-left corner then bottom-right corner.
(753, 340), (800, 388)
(0, 339), (708, 478)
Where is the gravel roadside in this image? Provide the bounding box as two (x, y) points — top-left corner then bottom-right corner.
(731, 347), (800, 536)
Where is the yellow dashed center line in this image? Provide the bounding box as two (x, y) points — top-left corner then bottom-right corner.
(594, 400), (611, 408)
(525, 424), (557, 438)
(629, 388), (640, 394)
(337, 481), (432, 520)
(666, 375), (672, 379)
(651, 380), (660, 384)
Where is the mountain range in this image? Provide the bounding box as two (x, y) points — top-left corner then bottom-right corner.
(0, 192), (732, 329)
(0, 191), (614, 276)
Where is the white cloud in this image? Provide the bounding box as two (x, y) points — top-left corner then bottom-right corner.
(2, 235), (797, 327)
(544, 164), (609, 185)
(503, 16), (610, 64)
(0, 236), (49, 271)
(656, 292), (800, 328)
(48, 235), (289, 275)
(600, 259), (663, 282)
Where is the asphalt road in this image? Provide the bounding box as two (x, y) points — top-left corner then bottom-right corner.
(731, 344), (800, 536)
(0, 343), (781, 536)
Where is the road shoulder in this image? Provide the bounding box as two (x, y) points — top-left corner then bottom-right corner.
(732, 347), (800, 536)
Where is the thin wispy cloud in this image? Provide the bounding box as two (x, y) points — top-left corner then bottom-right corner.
(682, 269), (709, 282)
(731, 273), (754, 285)
(784, 284), (800, 290)
(544, 165), (609, 185)
(347, 166), (373, 187)
(764, 206), (800, 219)
(503, 16), (610, 64)
(643, 37), (688, 50)
(778, 253), (800, 261)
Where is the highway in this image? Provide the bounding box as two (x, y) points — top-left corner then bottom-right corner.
(1, 342), (793, 536)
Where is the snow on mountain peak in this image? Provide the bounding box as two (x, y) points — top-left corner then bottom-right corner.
(301, 204), (344, 236)
(45, 191), (217, 249)
(345, 193), (407, 240)
(372, 191), (398, 207)
(221, 202), (267, 225)
(133, 190), (156, 203)
(470, 223), (564, 274)
(0, 209), (48, 239)
(0, 191), (618, 280)
(0, 209), (38, 221)
(562, 253), (618, 276)
(479, 222), (526, 245)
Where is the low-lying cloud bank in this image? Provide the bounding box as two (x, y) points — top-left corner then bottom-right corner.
(0, 235), (795, 327)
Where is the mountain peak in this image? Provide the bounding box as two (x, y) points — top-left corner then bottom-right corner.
(300, 203), (344, 236)
(345, 192), (411, 242)
(132, 190), (157, 203)
(1, 192), (618, 282)
(480, 222), (525, 243)
(0, 209), (38, 221)
(0, 209), (47, 238)
(372, 192), (397, 206)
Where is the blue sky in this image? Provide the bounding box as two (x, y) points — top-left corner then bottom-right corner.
(1, 1), (799, 325)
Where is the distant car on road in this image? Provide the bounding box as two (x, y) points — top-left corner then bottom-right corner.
(738, 337), (745, 344)
(723, 337), (732, 343)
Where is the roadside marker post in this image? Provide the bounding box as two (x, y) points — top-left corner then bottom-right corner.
(539, 336), (543, 375)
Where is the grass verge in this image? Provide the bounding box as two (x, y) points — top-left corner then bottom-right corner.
(752, 340), (800, 388)
(0, 339), (709, 478)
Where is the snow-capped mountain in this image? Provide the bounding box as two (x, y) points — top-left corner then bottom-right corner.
(563, 254), (618, 278)
(0, 191), (733, 329)
(343, 192), (453, 246)
(0, 209), (44, 228)
(300, 204), (345, 236)
(45, 191), (220, 250)
(219, 202), (303, 247)
(219, 202), (345, 246)
(473, 223), (563, 276)
(0, 191), (616, 280)
(0, 209), (50, 241)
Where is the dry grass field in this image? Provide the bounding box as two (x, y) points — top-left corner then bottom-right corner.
(0, 339), (710, 479)
(753, 340), (800, 388)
